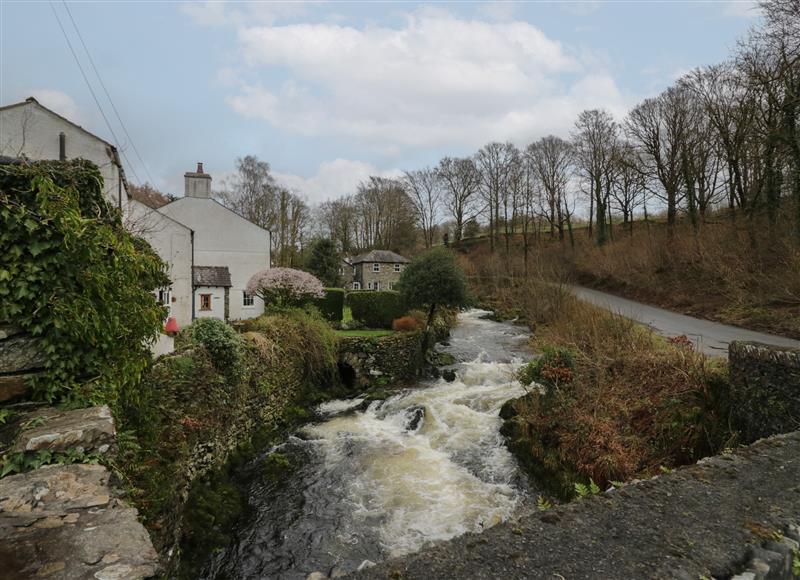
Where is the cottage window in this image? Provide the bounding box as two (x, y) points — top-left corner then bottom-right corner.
(157, 288), (171, 305)
(375, 281), (381, 291)
(367, 281), (373, 290)
(353, 282), (361, 290)
(353, 266), (357, 276)
(242, 292), (254, 307)
(387, 282), (393, 290)
(394, 263), (401, 272)
(200, 294), (212, 311)
(373, 263), (380, 272)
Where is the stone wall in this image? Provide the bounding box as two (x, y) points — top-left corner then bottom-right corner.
(338, 332), (425, 389)
(0, 323), (42, 402)
(729, 341), (800, 441)
(0, 406), (159, 580)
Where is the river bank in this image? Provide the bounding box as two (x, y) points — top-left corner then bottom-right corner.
(476, 277), (736, 498)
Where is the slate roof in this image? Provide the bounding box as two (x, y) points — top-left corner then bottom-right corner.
(351, 250), (410, 264)
(193, 266), (232, 287)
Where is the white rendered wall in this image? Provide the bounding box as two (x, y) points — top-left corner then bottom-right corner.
(0, 102), (125, 208)
(194, 286), (226, 320)
(123, 199), (194, 329)
(160, 198), (270, 320)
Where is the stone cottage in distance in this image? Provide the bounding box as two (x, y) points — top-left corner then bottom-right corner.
(347, 250), (410, 291)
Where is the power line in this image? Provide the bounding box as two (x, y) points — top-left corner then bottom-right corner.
(61, 0), (155, 185)
(48, 1), (142, 184)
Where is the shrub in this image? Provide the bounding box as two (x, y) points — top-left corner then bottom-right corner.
(184, 318), (244, 380)
(346, 290), (405, 329)
(518, 348), (575, 390)
(314, 288), (345, 322)
(392, 316), (420, 332)
(0, 159), (169, 406)
(239, 307), (339, 383)
(246, 268), (324, 309)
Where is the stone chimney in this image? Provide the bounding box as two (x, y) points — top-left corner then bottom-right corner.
(184, 162), (212, 199)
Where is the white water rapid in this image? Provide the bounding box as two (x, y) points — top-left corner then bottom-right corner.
(204, 309), (532, 580)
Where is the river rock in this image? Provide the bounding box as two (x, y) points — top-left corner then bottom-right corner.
(405, 406), (425, 431)
(13, 405), (116, 454)
(0, 464), (159, 579)
(441, 369), (457, 382)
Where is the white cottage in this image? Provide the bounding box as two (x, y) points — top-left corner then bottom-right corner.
(0, 97), (128, 208)
(159, 164), (271, 321)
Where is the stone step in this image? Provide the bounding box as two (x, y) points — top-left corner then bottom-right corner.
(13, 406), (116, 455)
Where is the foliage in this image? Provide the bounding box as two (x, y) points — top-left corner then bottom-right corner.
(313, 287), (345, 322)
(346, 290), (406, 329)
(518, 348), (575, 391)
(536, 495), (552, 511)
(392, 316), (420, 332)
(246, 267), (324, 309)
(574, 479), (601, 499)
(305, 238), (342, 287)
(183, 318), (244, 381)
(396, 247), (469, 325)
(0, 159), (169, 406)
(1, 448), (103, 478)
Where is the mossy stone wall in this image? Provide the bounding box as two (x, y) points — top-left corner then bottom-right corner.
(729, 341), (800, 441)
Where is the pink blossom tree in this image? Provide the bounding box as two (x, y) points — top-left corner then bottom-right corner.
(246, 268), (325, 308)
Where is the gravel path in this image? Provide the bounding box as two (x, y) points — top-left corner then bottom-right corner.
(350, 431), (800, 580)
(571, 285), (800, 357)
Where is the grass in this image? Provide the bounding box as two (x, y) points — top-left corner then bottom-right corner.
(335, 329), (395, 337)
(343, 305), (353, 323)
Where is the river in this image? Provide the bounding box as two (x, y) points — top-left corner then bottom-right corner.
(202, 309), (532, 579)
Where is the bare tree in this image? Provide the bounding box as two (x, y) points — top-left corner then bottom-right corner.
(527, 136), (573, 243)
(437, 156), (481, 243)
(403, 167), (442, 249)
(573, 109), (619, 245)
(476, 142), (516, 252)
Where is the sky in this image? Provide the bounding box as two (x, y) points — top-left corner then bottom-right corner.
(0, 1), (761, 203)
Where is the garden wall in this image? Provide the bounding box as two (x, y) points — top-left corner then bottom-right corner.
(338, 332), (425, 389)
(729, 341), (800, 441)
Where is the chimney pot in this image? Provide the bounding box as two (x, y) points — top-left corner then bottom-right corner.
(197, 162), (204, 174)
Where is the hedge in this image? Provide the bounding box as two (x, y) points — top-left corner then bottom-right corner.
(346, 290), (405, 329)
(313, 287), (345, 322)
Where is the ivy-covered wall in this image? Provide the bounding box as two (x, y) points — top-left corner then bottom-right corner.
(0, 159), (168, 407)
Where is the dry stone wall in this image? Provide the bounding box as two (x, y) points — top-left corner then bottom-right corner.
(729, 341), (800, 441)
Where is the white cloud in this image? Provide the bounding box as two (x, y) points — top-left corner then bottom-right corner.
(273, 159), (403, 203)
(28, 89), (84, 125)
(722, 1), (761, 19)
(221, 10), (632, 153)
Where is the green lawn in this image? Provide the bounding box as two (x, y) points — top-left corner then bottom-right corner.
(335, 329), (395, 338)
(343, 305), (353, 323)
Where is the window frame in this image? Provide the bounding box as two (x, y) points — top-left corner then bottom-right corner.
(199, 293), (212, 311)
(353, 281), (361, 290)
(242, 291), (255, 308)
(372, 263), (380, 272)
(394, 263), (401, 272)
